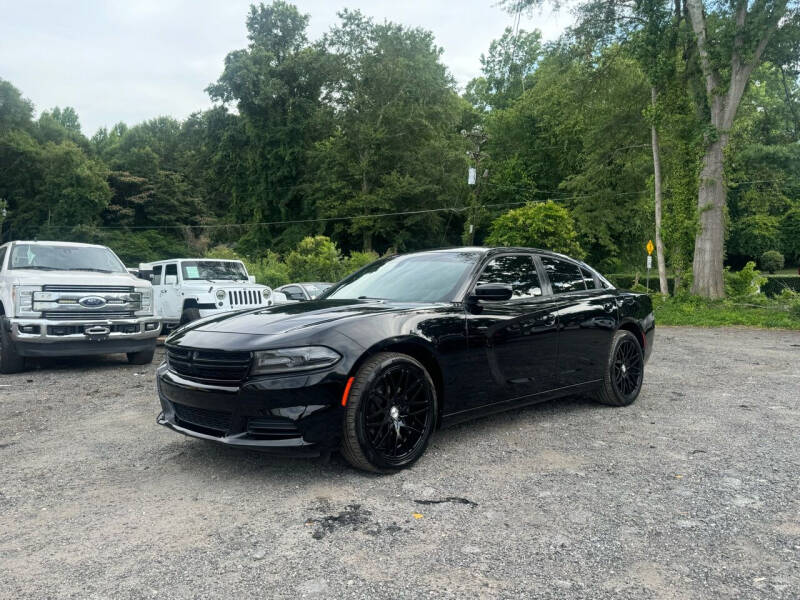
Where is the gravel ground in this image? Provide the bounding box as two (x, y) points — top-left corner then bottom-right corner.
(1, 326), (799, 599)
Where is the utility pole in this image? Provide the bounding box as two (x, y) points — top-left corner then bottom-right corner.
(463, 126), (488, 245)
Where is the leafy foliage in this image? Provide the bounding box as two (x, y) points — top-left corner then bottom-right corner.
(724, 262), (768, 298)
(486, 201), (585, 258)
(760, 250), (785, 273)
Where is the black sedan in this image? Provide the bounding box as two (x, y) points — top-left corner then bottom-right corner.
(156, 247), (654, 472)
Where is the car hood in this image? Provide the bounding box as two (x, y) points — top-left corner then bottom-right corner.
(191, 299), (438, 336)
(6, 269), (146, 288)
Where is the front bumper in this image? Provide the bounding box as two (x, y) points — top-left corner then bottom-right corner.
(4, 315), (161, 355)
(156, 363), (343, 454)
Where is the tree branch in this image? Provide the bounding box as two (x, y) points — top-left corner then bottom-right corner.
(686, 0), (720, 105)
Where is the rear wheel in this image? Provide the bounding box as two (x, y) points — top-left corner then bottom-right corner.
(0, 327), (25, 374)
(593, 329), (644, 406)
(341, 352), (437, 473)
(127, 343), (156, 365)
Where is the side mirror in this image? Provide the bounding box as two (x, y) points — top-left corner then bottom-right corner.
(164, 274), (178, 286)
(472, 283), (513, 302)
(248, 275), (256, 284)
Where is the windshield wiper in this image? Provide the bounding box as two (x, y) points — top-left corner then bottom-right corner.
(15, 265), (64, 270)
(68, 268), (114, 273)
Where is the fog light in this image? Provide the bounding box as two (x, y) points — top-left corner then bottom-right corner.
(19, 325), (40, 334)
(145, 322), (159, 331)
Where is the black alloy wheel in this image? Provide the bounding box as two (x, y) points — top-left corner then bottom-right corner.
(594, 329), (644, 406)
(341, 352), (437, 472)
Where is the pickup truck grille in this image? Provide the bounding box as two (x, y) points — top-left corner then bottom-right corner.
(43, 311), (135, 320)
(42, 285), (134, 293)
(227, 289), (264, 307)
(166, 346), (252, 382)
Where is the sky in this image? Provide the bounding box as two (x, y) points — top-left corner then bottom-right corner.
(0, 1), (572, 136)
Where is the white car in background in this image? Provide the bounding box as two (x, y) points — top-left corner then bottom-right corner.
(275, 282), (333, 302)
(140, 258), (285, 331)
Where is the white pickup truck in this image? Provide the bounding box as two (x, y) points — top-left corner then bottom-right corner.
(0, 241), (160, 373)
(139, 258), (282, 331)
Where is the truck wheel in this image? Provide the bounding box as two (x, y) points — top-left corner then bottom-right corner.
(0, 327), (25, 374)
(179, 307), (201, 325)
(127, 343), (156, 365)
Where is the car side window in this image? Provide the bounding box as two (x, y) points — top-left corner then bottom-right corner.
(0, 246), (6, 271)
(540, 256), (586, 294)
(152, 265), (163, 285)
(477, 255), (542, 300)
(165, 264), (178, 281)
(580, 267), (596, 290)
(284, 285), (305, 301)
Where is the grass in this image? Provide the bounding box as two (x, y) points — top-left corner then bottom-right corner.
(652, 294), (800, 329)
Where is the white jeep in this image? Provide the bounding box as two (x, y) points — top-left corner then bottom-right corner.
(0, 241), (160, 373)
(140, 258), (282, 331)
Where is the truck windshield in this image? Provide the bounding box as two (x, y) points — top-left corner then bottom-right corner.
(324, 252), (479, 303)
(181, 261), (248, 281)
(9, 244), (127, 273)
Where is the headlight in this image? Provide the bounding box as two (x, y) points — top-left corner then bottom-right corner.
(134, 287), (153, 316)
(13, 285), (41, 317)
(261, 288), (272, 299)
(251, 346), (341, 375)
(216, 289), (226, 301)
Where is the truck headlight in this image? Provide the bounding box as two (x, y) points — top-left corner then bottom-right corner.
(135, 287), (153, 316)
(216, 289), (226, 301)
(251, 346), (341, 375)
(13, 285), (41, 317)
(261, 288), (272, 299)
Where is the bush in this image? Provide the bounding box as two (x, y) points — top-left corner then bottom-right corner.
(486, 201), (585, 258)
(724, 261), (767, 298)
(763, 276), (800, 297)
(728, 214), (781, 259)
(759, 250), (784, 273)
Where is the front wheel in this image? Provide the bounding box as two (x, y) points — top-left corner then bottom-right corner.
(593, 329), (644, 406)
(340, 352), (437, 473)
(0, 327), (25, 374)
(127, 343), (156, 365)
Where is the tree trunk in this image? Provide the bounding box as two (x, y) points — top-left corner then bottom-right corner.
(650, 87), (669, 296)
(690, 136), (727, 298)
(363, 229), (372, 253)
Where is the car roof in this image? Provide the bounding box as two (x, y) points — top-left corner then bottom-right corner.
(145, 258), (243, 264)
(9, 240), (109, 249)
(410, 246), (575, 260)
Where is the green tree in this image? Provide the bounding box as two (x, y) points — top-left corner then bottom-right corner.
(486, 200), (585, 257)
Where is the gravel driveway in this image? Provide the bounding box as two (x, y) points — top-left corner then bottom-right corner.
(1, 327), (799, 599)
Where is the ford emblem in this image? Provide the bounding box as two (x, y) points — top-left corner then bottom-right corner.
(79, 296), (107, 308)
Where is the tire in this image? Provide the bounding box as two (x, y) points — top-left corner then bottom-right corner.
(593, 329), (644, 406)
(127, 343), (156, 365)
(341, 352), (437, 473)
(0, 326), (25, 374)
(179, 307), (201, 326)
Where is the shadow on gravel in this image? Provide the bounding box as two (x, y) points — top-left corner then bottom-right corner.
(157, 394), (599, 478)
(25, 352), (163, 374)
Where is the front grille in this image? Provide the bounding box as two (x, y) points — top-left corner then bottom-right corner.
(247, 417), (300, 439)
(166, 346), (252, 382)
(43, 311), (135, 320)
(46, 323), (140, 336)
(228, 289), (263, 307)
(42, 285), (134, 293)
(173, 403), (232, 435)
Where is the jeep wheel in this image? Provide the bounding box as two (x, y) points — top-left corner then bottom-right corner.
(179, 307), (201, 326)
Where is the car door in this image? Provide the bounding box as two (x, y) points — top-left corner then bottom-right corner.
(159, 263), (182, 320)
(464, 254), (560, 409)
(538, 255), (618, 387)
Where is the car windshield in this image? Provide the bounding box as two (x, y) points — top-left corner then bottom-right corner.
(325, 252), (479, 303)
(9, 243), (127, 273)
(181, 261), (248, 281)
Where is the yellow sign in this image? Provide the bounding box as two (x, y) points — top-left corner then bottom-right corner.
(646, 240), (655, 255)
